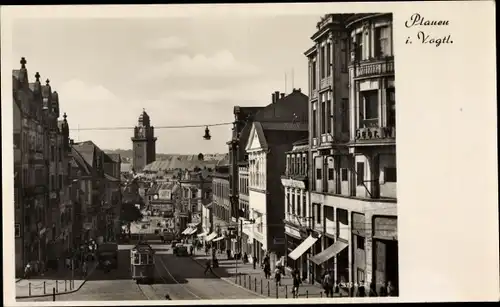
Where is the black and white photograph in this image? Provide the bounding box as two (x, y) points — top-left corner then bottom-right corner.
(2, 2), (498, 306)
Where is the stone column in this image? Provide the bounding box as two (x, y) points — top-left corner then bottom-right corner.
(364, 212), (374, 290)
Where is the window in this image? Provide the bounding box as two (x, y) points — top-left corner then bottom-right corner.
(326, 97), (332, 133)
(311, 60), (317, 90)
(385, 167), (397, 182)
(387, 88), (396, 127)
(316, 204), (321, 224)
(291, 192), (295, 215)
(59, 148), (62, 162)
(357, 269), (365, 284)
(58, 175), (62, 190)
(286, 192), (290, 214)
(296, 194), (301, 216)
(286, 156), (290, 174)
(357, 235), (365, 250)
(291, 156), (295, 174)
(326, 43), (331, 77)
(360, 90), (379, 127)
(302, 195), (307, 217)
(50, 146), (55, 162)
(375, 26), (391, 58)
(302, 156), (307, 175)
(340, 39), (348, 72)
(316, 168), (322, 180)
(328, 168), (334, 181)
(15, 224), (21, 238)
(355, 33), (363, 61)
(296, 156), (301, 175)
(341, 168), (348, 181)
(341, 98), (349, 133)
(312, 108), (318, 138)
(320, 45), (326, 78)
(356, 162), (365, 186)
(321, 99), (326, 134)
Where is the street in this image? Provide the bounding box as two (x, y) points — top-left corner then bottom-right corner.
(17, 244), (262, 302)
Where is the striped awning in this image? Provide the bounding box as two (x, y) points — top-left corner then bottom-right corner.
(213, 236), (225, 242)
(187, 227), (198, 235)
(197, 231), (208, 238)
(205, 232), (218, 242)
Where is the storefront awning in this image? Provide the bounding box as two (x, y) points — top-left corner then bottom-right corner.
(309, 241), (348, 265)
(288, 235), (320, 261)
(213, 236), (225, 242)
(187, 227), (198, 235)
(197, 231), (208, 238)
(181, 227), (191, 235)
(205, 232), (218, 242)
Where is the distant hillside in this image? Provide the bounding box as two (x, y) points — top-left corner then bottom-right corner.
(103, 149), (227, 164)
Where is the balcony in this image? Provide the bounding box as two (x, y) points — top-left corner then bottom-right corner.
(352, 126), (395, 146)
(354, 57), (394, 80)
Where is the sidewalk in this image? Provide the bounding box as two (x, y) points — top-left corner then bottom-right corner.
(16, 261), (97, 298)
(190, 251), (334, 299)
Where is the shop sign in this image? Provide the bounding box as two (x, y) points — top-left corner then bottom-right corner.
(373, 216), (397, 239)
(285, 225), (301, 238)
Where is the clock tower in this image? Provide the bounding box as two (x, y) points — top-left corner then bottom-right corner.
(131, 109), (157, 172)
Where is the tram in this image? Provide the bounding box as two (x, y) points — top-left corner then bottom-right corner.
(130, 242), (156, 284)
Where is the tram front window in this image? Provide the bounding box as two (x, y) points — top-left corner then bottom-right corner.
(133, 253), (140, 265)
(140, 254), (148, 265)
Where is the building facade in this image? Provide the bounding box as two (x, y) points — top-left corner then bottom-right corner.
(210, 166), (235, 252)
(244, 90), (309, 265)
(177, 168), (212, 237)
(131, 109), (157, 172)
(237, 162), (253, 260)
(281, 139), (313, 281)
(304, 13), (397, 294)
(13, 57), (73, 274)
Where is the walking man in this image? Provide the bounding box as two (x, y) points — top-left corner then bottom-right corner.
(204, 259), (213, 276)
(82, 260), (88, 278)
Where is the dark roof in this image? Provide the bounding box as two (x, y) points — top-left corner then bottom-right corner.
(72, 141), (96, 168)
(107, 153), (121, 163)
(253, 89), (308, 124)
(70, 146), (91, 176)
(105, 173), (120, 182)
(292, 138), (309, 146)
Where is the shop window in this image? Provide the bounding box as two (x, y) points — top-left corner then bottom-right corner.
(316, 168), (322, 180)
(341, 168), (348, 181)
(356, 235), (365, 250)
(328, 168), (334, 181)
(385, 167), (397, 182)
(15, 224), (21, 238)
(133, 253), (140, 264)
(356, 162), (365, 186)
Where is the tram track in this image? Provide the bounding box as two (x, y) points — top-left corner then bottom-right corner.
(154, 254), (202, 299)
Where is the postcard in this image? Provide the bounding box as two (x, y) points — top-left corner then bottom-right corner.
(1, 2), (498, 306)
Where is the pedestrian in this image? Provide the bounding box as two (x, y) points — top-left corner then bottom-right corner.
(379, 282), (388, 296)
(24, 263), (32, 279)
(190, 245), (194, 256)
(165, 294), (171, 300)
(386, 281), (395, 296)
(292, 274), (301, 298)
(204, 259), (213, 276)
(357, 280), (366, 297)
(322, 270), (333, 297)
(82, 261), (88, 278)
(264, 263), (271, 279)
(205, 245), (209, 256)
(274, 266), (282, 286)
(253, 255), (258, 270)
(368, 282), (378, 297)
(243, 253), (248, 264)
(226, 249), (231, 260)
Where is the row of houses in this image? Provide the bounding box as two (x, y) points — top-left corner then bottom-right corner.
(208, 13), (398, 294)
(13, 58), (122, 275)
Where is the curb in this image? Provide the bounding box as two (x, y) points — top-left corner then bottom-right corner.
(190, 256), (267, 298)
(15, 263), (98, 300)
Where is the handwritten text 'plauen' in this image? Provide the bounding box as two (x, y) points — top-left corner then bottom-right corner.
(404, 13), (453, 47)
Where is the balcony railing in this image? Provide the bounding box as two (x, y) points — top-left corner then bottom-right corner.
(355, 126), (395, 142)
(355, 57), (394, 79)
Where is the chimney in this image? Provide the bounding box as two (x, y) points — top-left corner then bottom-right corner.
(274, 91), (280, 103)
(280, 93), (285, 99)
(271, 93), (276, 104)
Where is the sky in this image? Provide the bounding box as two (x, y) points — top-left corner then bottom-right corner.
(12, 16), (319, 154)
